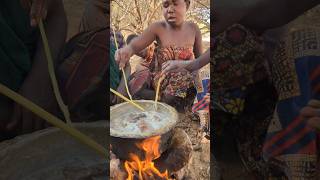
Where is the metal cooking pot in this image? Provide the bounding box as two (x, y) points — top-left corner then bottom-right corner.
(110, 100), (178, 160)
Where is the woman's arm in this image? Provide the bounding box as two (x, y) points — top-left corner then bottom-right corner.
(193, 23), (203, 58)
(162, 49), (210, 73)
(300, 99), (320, 130)
(187, 49), (210, 71)
(130, 23), (159, 55)
(115, 22), (159, 69)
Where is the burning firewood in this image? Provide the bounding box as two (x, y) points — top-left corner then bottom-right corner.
(110, 128), (193, 180)
(110, 151), (127, 180)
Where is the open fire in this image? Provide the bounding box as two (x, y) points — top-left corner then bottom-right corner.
(124, 136), (172, 180)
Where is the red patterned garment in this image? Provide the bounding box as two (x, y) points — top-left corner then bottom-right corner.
(129, 45), (195, 99)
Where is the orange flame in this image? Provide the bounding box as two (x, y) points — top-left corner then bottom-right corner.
(124, 136), (172, 180)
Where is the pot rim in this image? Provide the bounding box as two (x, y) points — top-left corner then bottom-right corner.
(110, 100), (178, 139)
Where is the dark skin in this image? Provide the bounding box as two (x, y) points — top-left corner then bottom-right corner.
(165, 0), (319, 71)
(115, 0), (202, 104)
(115, 0), (203, 69)
(300, 100), (320, 130)
(165, 0), (320, 126)
(162, 49), (210, 73)
(5, 0), (67, 134)
(164, 0), (320, 74)
(20, 0), (48, 27)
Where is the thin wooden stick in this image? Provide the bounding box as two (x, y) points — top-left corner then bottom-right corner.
(154, 75), (165, 110)
(112, 28), (119, 50)
(112, 28), (133, 100)
(121, 68), (133, 100)
(0, 83), (107, 158)
(110, 88), (145, 111)
(39, 20), (71, 125)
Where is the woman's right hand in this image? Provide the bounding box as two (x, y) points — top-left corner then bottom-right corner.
(21, 0), (49, 27)
(115, 46), (133, 69)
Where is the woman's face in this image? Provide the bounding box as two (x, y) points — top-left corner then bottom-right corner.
(162, 0), (188, 26)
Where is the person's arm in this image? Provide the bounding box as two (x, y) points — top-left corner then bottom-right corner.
(31, 0), (67, 71)
(115, 22), (159, 69)
(187, 49), (209, 71)
(193, 23), (203, 58)
(130, 23), (159, 55)
(7, 0), (67, 133)
(300, 99), (320, 130)
(162, 49), (210, 74)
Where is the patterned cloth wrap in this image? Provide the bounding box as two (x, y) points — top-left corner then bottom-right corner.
(212, 24), (277, 178)
(129, 45), (196, 99)
(192, 64), (210, 136)
(263, 26), (320, 179)
(192, 64), (210, 112)
(57, 28), (107, 121)
(213, 24), (270, 115)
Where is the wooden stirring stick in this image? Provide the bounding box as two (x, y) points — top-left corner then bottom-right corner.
(110, 88), (145, 111)
(112, 28), (133, 101)
(154, 75), (165, 110)
(0, 83), (107, 158)
(39, 20), (72, 125)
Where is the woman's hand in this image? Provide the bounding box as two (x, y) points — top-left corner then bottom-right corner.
(300, 99), (320, 130)
(115, 46), (134, 69)
(161, 60), (191, 74)
(21, 0), (49, 27)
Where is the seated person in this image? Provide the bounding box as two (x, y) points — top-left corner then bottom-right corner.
(1, 0), (67, 139)
(116, 0), (202, 111)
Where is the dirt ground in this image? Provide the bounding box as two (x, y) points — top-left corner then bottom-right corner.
(175, 112), (211, 180)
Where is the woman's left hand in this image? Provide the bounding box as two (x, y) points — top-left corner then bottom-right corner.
(300, 100), (320, 129)
(21, 0), (49, 27)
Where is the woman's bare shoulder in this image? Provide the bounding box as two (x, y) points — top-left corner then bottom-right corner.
(146, 21), (167, 35)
